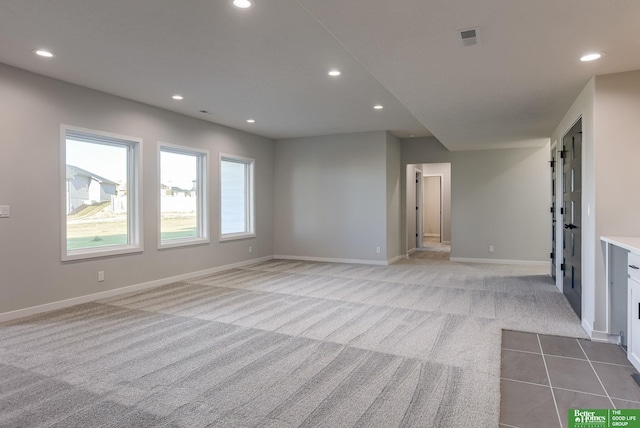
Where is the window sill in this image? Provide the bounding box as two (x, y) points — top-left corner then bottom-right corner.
(158, 237), (210, 250)
(219, 232), (256, 242)
(62, 244), (143, 262)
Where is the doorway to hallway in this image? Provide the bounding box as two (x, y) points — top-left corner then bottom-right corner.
(406, 163), (452, 256)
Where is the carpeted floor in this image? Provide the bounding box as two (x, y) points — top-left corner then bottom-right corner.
(0, 256), (586, 427)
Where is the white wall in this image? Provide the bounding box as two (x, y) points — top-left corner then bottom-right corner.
(402, 137), (550, 262)
(421, 162), (451, 242)
(274, 131), (390, 263)
(0, 63), (274, 315)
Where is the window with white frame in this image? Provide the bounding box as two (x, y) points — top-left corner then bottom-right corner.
(159, 144), (208, 247)
(62, 125), (142, 261)
(220, 154), (254, 240)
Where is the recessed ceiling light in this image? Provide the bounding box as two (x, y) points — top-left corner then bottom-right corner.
(374, 105), (384, 110)
(33, 49), (54, 58)
(172, 95), (184, 100)
(328, 70), (341, 77)
(232, 0), (254, 8)
(580, 52), (603, 62)
(246, 119), (256, 123)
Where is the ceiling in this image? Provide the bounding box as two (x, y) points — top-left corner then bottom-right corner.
(1, 0), (639, 151)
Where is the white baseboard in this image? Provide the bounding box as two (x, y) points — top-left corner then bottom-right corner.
(407, 247), (417, 255)
(274, 255), (388, 266)
(450, 257), (548, 267)
(0, 256), (273, 323)
(584, 319), (621, 344)
(423, 233), (439, 237)
(589, 330), (620, 344)
(582, 318), (594, 337)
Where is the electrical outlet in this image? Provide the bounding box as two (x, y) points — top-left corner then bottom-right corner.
(376, 247), (381, 254)
(0, 205), (9, 218)
(489, 245), (494, 253)
(249, 246), (253, 253)
(98, 271), (105, 282)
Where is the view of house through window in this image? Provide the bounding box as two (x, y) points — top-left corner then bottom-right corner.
(63, 127), (140, 259)
(220, 155), (254, 238)
(159, 145), (208, 246)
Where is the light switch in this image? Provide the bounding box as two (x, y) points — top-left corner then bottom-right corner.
(0, 205), (9, 218)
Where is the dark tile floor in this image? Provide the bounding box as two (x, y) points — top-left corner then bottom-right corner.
(500, 330), (640, 428)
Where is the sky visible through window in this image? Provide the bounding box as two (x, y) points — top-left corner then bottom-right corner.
(161, 151), (197, 189)
(66, 139), (126, 182)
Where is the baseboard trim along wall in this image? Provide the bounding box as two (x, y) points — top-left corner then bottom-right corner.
(585, 320), (620, 344)
(450, 257), (548, 267)
(274, 255), (389, 266)
(0, 256), (274, 323)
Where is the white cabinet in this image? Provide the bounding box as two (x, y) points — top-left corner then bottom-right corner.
(627, 252), (640, 371)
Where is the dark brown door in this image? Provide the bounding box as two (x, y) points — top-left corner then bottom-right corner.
(562, 118), (582, 318)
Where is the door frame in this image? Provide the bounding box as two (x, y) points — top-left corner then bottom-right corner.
(553, 117), (583, 293)
(560, 117), (583, 318)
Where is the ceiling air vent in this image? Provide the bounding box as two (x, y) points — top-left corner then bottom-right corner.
(460, 28), (479, 47)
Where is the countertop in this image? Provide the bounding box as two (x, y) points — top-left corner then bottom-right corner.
(601, 236), (640, 253)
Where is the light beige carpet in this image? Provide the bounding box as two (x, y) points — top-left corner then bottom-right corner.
(0, 257), (585, 427)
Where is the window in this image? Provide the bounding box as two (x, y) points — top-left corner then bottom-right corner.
(159, 143), (208, 248)
(61, 125), (142, 260)
(220, 154), (254, 240)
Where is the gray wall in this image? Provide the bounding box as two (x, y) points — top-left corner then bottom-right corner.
(402, 137), (550, 262)
(594, 71), (640, 333)
(273, 131), (390, 262)
(0, 63), (274, 314)
(386, 133), (402, 261)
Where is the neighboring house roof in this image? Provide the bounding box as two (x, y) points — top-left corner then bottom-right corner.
(66, 165), (118, 186)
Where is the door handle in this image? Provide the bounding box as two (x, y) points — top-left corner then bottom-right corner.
(564, 224), (577, 229)
(630, 265), (640, 270)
